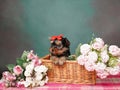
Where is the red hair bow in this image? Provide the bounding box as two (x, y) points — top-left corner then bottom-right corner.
(50, 34), (63, 41)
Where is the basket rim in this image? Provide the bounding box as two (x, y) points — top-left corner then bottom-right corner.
(41, 54), (77, 63)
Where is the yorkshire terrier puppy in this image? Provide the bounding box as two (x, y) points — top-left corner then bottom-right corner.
(49, 34), (70, 65)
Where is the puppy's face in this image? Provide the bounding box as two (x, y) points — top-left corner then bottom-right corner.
(50, 39), (63, 50)
(49, 35), (70, 56)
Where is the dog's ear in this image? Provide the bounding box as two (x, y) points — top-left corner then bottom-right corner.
(63, 38), (70, 47)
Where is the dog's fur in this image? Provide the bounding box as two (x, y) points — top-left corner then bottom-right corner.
(49, 37), (70, 65)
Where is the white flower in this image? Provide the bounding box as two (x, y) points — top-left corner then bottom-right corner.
(44, 76), (49, 83)
(36, 75), (48, 85)
(34, 65), (48, 73)
(26, 63), (34, 71)
(24, 71), (32, 77)
(109, 45), (120, 56)
(92, 42), (104, 50)
(95, 38), (104, 45)
(77, 55), (88, 65)
(101, 50), (109, 63)
(38, 81), (46, 86)
(31, 82), (36, 87)
(35, 73), (43, 81)
(77, 38), (120, 79)
(24, 81), (34, 87)
(85, 61), (95, 71)
(95, 62), (106, 72)
(26, 77), (33, 82)
(24, 77), (36, 87)
(92, 38), (104, 50)
(24, 64), (34, 77)
(24, 77), (33, 87)
(24, 81), (30, 87)
(80, 44), (91, 55)
(24, 68), (33, 77)
(0, 50), (49, 88)
(88, 51), (98, 62)
(23, 63), (48, 87)
(106, 66), (120, 75)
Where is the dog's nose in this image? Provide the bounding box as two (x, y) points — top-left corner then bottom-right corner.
(52, 49), (54, 52)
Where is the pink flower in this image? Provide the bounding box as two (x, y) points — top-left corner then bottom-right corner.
(0, 81), (5, 87)
(77, 55), (88, 65)
(97, 70), (109, 79)
(27, 50), (35, 60)
(32, 59), (42, 66)
(109, 45), (120, 56)
(2, 71), (16, 81)
(34, 55), (39, 60)
(13, 65), (23, 75)
(92, 38), (104, 50)
(85, 61), (95, 71)
(80, 44), (91, 55)
(27, 50), (40, 63)
(2, 71), (9, 78)
(8, 75), (16, 81)
(16, 81), (25, 88)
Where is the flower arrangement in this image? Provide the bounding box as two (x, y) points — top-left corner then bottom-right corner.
(0, 50), (48, 88)
(76, 38), (120, 79)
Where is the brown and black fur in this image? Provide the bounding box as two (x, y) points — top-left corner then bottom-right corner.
(49, 37), (70, 65)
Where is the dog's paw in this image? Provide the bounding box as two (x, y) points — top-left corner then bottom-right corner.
(54, 59), (59, 65)
(50, 56), (59, 65)
(59, 60), (64, 65)
(58, 57), (66, 65)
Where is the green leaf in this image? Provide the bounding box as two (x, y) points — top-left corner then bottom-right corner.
(20, 71), (25, 79)
(67, 55), (76, 60)
(75, 43), (81, 57)
(16, 70), (25, 80)
(107, 57), (118, 67)
(16, 58), (26, 67)
(21, 51), (29, 60)
(6, 64), (15, 72)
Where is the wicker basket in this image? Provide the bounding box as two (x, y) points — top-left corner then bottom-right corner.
(41, 55), (96, 84)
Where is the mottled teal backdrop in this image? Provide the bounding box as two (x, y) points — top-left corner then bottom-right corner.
(21, 0), (94, 55)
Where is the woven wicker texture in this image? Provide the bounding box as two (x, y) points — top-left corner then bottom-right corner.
(42, 55), (96, 84)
